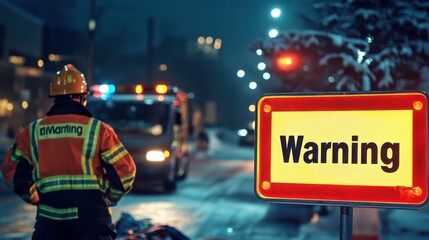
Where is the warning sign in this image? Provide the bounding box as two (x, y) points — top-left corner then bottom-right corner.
(255, 92), (428, 209)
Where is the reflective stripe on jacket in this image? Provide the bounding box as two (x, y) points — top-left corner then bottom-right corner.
(1, 101), (136, 224)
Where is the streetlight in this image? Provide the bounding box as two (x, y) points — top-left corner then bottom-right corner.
(257, 62), (266, 71)
(87, 0), (96, 85)
(237, 69), (245, 78)
(87, 1), (156, 84)
(249, 81), (257, 90)
(268, 29), (279, 38)
(271, 8), (281, 18)
(248, 104), (256, 112)
(263, 72), (271, 80)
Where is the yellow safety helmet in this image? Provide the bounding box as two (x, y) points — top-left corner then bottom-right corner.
(50, 64), (88, 97)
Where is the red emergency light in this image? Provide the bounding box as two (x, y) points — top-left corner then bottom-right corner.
(275, 52), (300, 71)
(91, 84), (178, 97)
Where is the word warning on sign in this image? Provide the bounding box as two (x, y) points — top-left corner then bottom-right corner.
(255, 92), (428, 209)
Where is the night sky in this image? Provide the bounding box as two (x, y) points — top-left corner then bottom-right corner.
(93, 0), (309, 78)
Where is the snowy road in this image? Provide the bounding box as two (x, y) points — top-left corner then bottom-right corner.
(1, 127), (429, 239)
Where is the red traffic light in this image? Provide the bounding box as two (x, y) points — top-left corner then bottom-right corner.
(275, 53), (300, 71)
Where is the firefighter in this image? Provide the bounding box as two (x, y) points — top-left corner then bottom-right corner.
(1, 64), (136, 240)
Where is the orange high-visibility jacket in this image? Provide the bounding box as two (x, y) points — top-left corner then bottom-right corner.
(2, 107), (136, 224)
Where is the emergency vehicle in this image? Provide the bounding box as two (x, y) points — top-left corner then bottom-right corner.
(87, 84), (191, 191)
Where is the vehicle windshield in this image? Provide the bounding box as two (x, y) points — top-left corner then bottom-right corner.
(87, 100), (171, 136)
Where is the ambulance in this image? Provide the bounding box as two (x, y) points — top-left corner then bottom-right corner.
(87, 84), (191, 191)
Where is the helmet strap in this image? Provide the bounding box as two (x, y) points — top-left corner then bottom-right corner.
(79, 95), (88, 106)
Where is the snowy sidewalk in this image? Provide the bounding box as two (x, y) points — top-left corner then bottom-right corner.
(379, 206), (429, 240)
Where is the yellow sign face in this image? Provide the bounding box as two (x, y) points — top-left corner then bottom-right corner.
(270, 110), (413, 186)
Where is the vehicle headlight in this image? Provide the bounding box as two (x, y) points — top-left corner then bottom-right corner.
(238, 129), (248, 137)
(146, 150), (170, 161)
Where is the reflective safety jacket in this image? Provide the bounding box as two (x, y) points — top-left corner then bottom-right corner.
(1, 100), (136, 225)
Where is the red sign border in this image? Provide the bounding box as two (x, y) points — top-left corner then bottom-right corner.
(255, 92), (429, 209)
